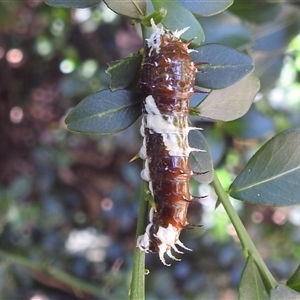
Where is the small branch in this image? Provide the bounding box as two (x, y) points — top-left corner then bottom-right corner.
(212, 172), (278, 291)
(129, 180), (148, 300)
(0, 249), (106, 298)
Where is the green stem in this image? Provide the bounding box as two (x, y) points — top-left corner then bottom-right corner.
(212, 172), (277, 291)
(129, 180), (148, 300)
(0, 249), (106, 297)
(128, 23), (152, 300)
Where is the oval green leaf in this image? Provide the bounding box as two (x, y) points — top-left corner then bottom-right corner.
(253, 52), (284, 92)
(198, 73), (259, 121)
(229, 2), (282, 24)
(106, 53), (142, 91)
(201, 125), (226, 166)
(271, 285), (300, 300)
(45, 0), (100, 8)
(177, 0), (233, 16)
(287, 264), (300, 293)
(152, 0), (205, 45)
(222, 108), (274, 140)
(253, 6), (300, 52)
(229, 128), (300, 206)
(239, 256), (270, 300)
(66, 89), (142, 134)
(191, 43), (254, 89)
(198, 12), (251, 49)
(188, 129), (213, 184)
(103, 0), (146, 19)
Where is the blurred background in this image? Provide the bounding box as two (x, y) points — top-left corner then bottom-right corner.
(1, 1), (300, 299)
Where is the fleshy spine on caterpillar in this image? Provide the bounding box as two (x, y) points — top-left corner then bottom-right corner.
(136, 19), (204, 266)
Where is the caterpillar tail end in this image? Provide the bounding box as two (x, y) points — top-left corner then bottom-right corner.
(136, 224), (192, 266)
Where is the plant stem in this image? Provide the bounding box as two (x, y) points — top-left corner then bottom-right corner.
(212, 172), (277, 291)
(129, 180), (148, 300)
(0, 249), (105, 297)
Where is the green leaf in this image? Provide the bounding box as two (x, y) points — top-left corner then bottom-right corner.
(202, 125), (226, 166)
(253, 53), (284, 92)
(140, 8), (167, 27)
(239, 256), (270, 300)
(229, 1), (282, 24)
(229, 128), (300, 206)
(271, 285), (300, 300)
(103, 0), (146, 19)
(106, 53), (143, 91)
(222, 108), (274, 140)
(252, 5), (300, 52)
(198, 73), (259, 121)
(287, 264), (300, 293)
(65, 89), (142, 134)
(152, 0), (205, 45)
(198, 12), (251, 49)
(45, 0), (101, 8)
(188, 129), (213, 184)
(177, 0), (233, 16)
(191, 43), (254, 89)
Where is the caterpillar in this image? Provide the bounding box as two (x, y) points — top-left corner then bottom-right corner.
(136, 20), (203, 266)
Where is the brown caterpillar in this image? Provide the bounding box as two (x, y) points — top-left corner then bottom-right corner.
(136, 21), (203, 265)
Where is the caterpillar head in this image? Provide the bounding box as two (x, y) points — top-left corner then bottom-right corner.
(145, 19), (190, 56)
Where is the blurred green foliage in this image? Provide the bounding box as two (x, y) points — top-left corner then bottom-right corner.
(1, 0), (300, 299)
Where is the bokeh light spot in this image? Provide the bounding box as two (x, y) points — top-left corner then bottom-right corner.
(6, 48), (24, 66)
(272, 210), (286, 225)
(59, 59), (75, 74)
(36, 37), (53, 56)
(65, 228), (111, 262)
(51, 18), (65, 36)
(81, 59), (98, 78)
(30, 293), (49, 300)
(251, 211), (263, 224)
(10, 106), (24, 124)
(74, 8), (92, 23)
(288, 207), (300, 226)
(101, 197), (113, 211)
